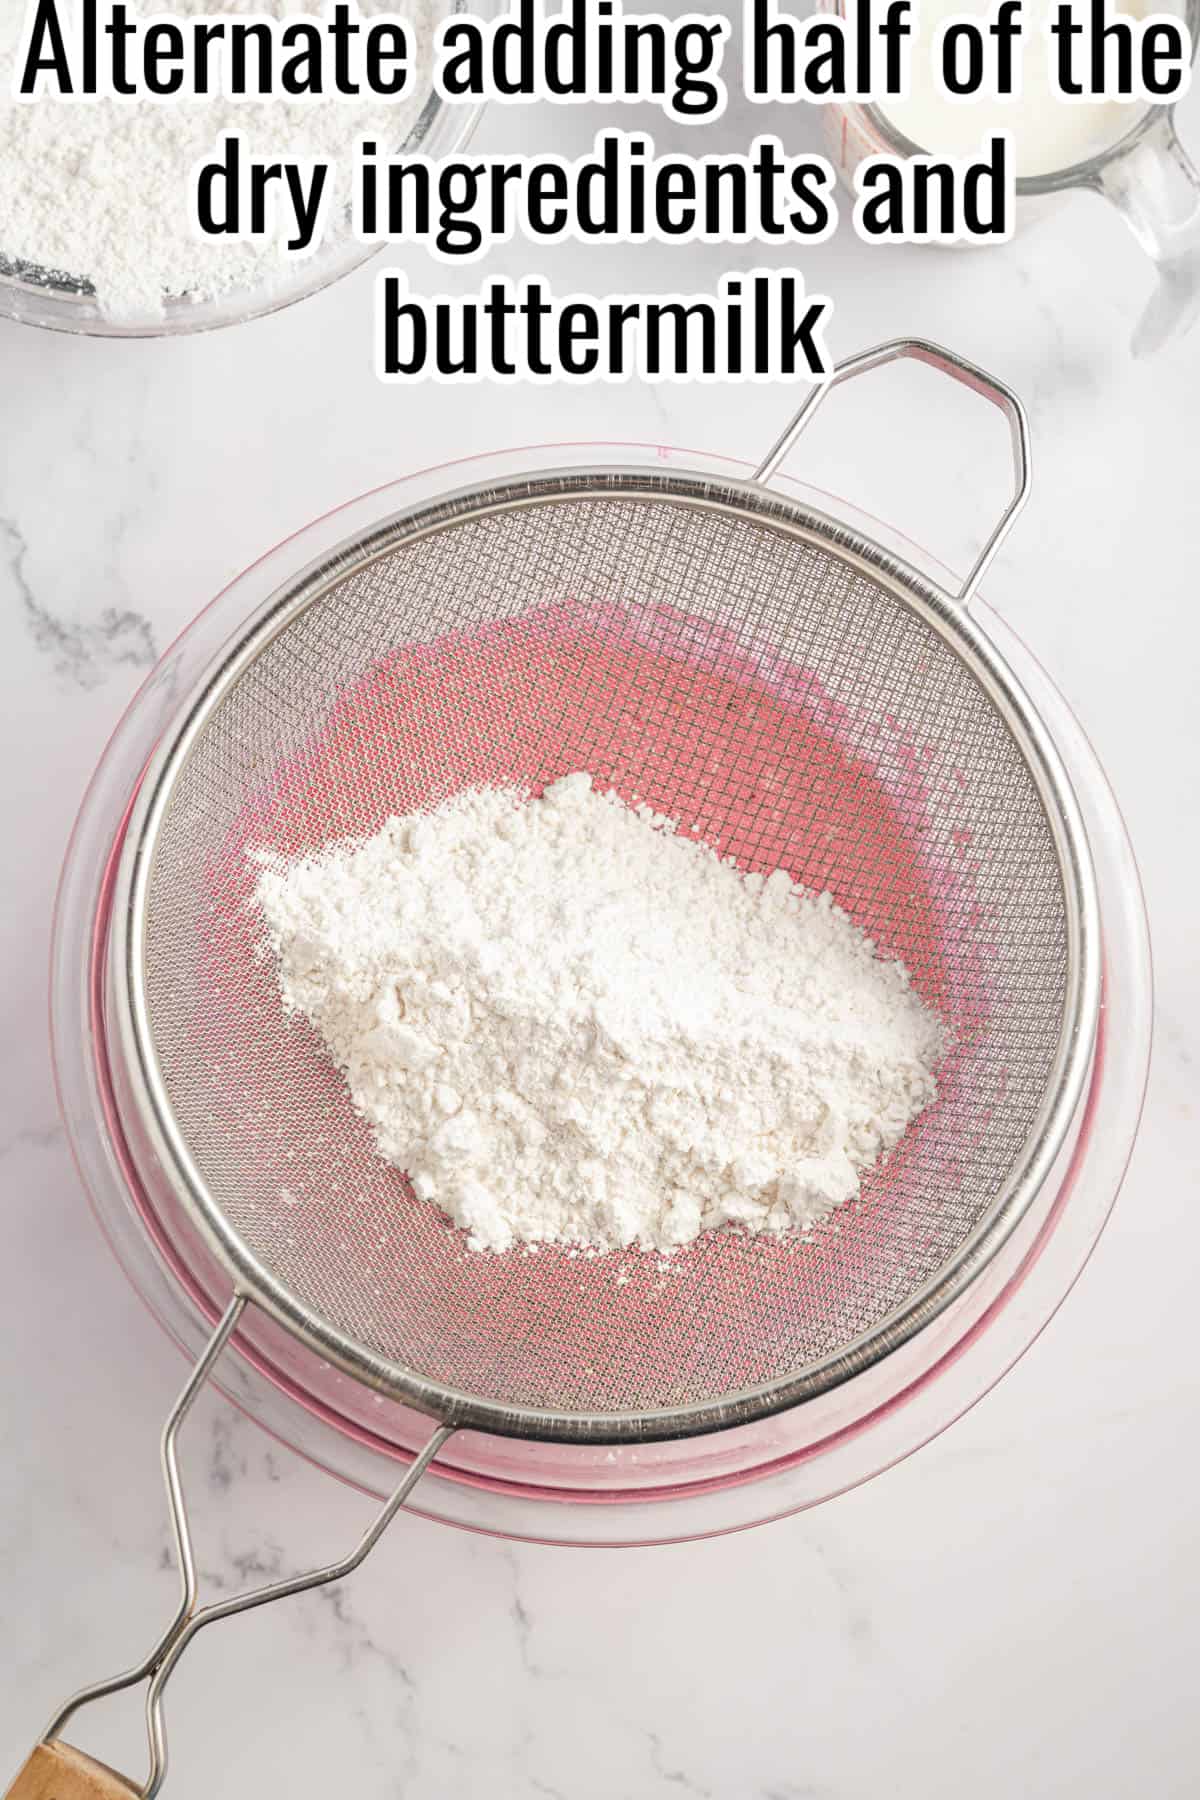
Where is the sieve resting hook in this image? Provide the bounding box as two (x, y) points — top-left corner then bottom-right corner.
(751, 337), (1032, 610)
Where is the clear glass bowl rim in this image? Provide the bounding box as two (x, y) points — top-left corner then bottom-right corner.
(50, 438), (1154, 1545)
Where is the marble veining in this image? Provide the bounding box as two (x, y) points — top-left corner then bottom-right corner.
(1, 71), (1197, 1800)
(1, 512), (158, 688)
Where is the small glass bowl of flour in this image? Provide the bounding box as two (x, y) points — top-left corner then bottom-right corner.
(0, 0), (487, 336)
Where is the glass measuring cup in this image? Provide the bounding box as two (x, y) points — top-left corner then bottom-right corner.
(820, 0), (1200, 353)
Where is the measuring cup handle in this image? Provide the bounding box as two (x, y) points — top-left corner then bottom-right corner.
(1091, 111), (1200, 356)
(752, 339), (1032, 610)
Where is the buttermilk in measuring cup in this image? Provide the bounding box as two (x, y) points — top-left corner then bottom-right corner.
(881, 0), (1177, 175)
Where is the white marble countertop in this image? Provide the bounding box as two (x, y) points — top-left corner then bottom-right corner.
(2, 69), (1198, 1800)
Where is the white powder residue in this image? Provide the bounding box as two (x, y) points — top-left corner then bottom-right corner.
(254, 773), (946, 1254)
(0, 0), (436, 319)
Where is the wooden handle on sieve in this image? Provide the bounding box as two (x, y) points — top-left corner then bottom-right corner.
(4, 1742), (140, 1800)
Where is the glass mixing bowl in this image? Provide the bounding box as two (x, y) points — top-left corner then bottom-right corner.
(50, 441), (1152, 1546)
(0, 3), (492, 338)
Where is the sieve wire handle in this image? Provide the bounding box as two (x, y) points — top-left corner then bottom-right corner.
(752, 338), (1032, 610)
(6, 1298), (455, 1800)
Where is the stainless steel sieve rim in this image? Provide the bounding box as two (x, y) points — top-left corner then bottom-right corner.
(108, 457), (1102, 1450)
(30, 346), (1104, 1798)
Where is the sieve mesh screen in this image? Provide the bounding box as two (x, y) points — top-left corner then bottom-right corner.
(138, 487), (1071, 1426)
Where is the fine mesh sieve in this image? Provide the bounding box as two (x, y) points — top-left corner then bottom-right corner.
(116, 339), (1096, 1445)
(9, 343), (1100, 1800)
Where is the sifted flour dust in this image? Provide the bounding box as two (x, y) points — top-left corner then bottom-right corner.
(254, 773), (945, 1254)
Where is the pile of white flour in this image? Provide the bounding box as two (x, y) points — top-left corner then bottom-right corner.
(255, 774), (945, 1254)
(0, 0), (435, 318)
